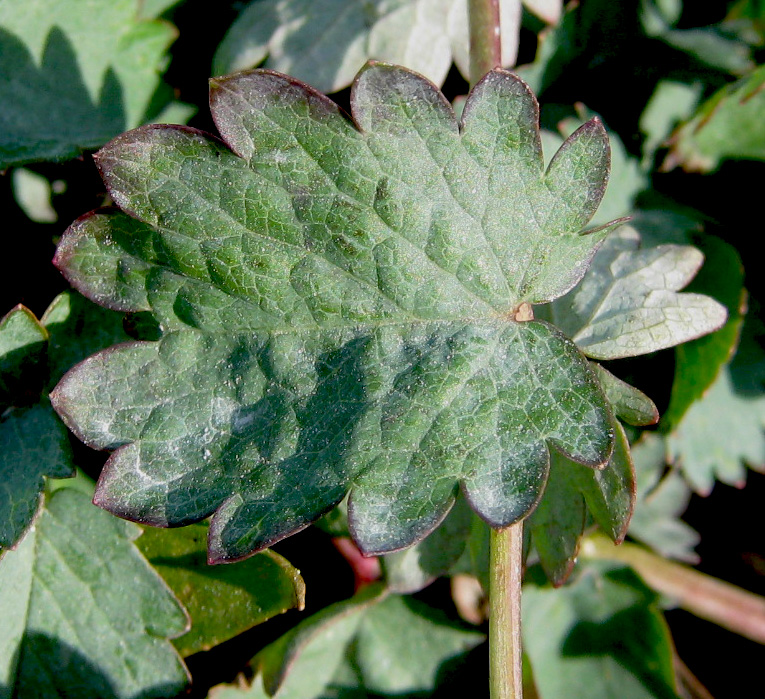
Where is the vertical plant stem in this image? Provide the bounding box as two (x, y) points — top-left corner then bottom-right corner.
(490, 523), (524, 699)
(467, 3), (523, 698)
(468, 0), (502, 85)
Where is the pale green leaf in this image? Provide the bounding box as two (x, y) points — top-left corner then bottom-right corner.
(628, 434), (699, 563)
(0, 490), (189, 698)
(523, 0), (562, 24)
(0, 305), (47, 406)
(666, 364), (765, 493)
(136, 522), (305, 657)
(212, 585), (483, 698)
(350, 594), (484, 694)
(666, 64), (765, 172)
(552, 226), (727, 360)
(639, 80), (701, 166)
(213, 0), (522, 93)
(53, 64), (616, 561)
(523, 561), (677, 699)
(11, 169), (58, 223)
(0, 0), (177, 168)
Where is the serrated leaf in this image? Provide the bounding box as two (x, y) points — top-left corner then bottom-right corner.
(0, 0), (177, 168)
(552, 225), (727, 360)
(523, 561), (677, 699)
(0, 305), (47, 406)
(666, 364), (765, 494)
(0, 489), (189, 698)
(53, 64), (617, 561)
(628, 434), (699, 563)
(213, 0), (521, 93)
(135, 521), (305, 657)
(666, 64), (765, 172)
(213, 585), (483, 698)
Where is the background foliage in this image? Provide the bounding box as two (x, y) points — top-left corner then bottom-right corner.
(2, 1), (765, 697)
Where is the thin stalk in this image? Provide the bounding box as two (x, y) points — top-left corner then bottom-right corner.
(581, 533), (765, 644)
(468, 0), (502, 86)
(490, 523), (524, 699)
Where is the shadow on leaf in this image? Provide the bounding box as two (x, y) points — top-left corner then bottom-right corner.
(0, 26), (126, 168)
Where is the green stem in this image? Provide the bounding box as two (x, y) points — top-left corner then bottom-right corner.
(490, 523), (524, 699)
(468, 3), (522, 697)
(468, 0), (502, 86)
(581, 533), (765, 644)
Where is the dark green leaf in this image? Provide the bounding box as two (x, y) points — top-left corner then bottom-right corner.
(136, 522), (305, 657)
(530, 420), (635, 584)
(593, 364), (658, 427)
(0, 403), (73, 552)
(53, 64), (617, 561)
(42, 290), (134, 387)
(0, 490), (189, 698)
(523, 561), (677, 699)
(0, 0), (177, 168)
(528, 452), (586, 585)
(663, 236), (746, 429)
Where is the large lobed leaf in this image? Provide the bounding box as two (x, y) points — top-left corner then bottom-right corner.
(53, 63), (621, 562)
